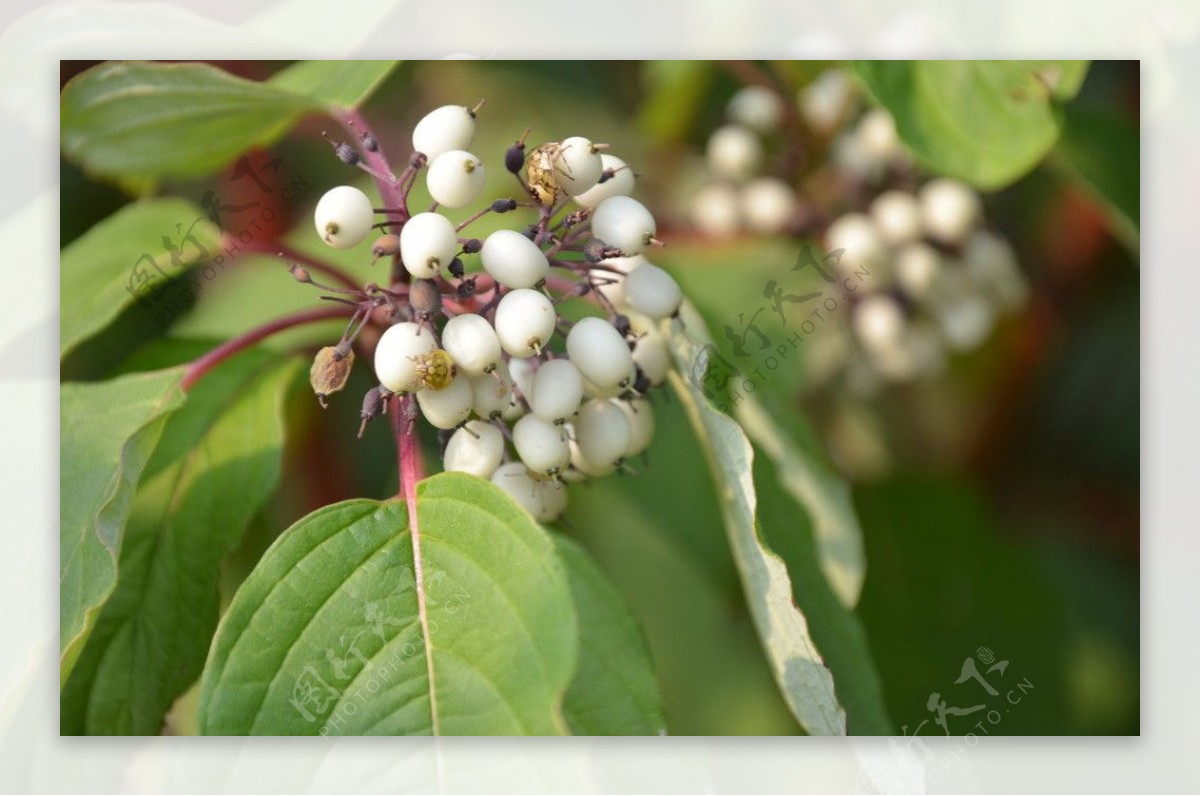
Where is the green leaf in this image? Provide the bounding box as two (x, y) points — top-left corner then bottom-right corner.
(60, 198), (220, 357)
(60, 366), (187, 683)
(735, 391), (866, 608)
(61, 61), (316, 180)
(267, 60), (400, 109)
(1052, 103), (1140, 252)
(665, 305), (846, 735)
(852, 60), (1090, 189)
(199, 474), (577, 735)
(61, 351), (301, 734)
(555, 535), (666, 736)
(753, 446), (893, 735)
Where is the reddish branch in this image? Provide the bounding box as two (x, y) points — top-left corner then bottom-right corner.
(180, 305), (354, 391)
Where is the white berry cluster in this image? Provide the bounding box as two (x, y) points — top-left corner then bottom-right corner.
(308, 104), (682, 523)
(822, 178), (1028, 386)
(691, 85), (799, 237)
(685, 69), (1028, 387)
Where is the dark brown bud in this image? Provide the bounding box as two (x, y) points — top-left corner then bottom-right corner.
(462, 238), (483, 254)
(358, 385), (386, 437)
(492, 198), (518, 213)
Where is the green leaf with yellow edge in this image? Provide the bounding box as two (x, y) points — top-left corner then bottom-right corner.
(665, 303), (846, 735)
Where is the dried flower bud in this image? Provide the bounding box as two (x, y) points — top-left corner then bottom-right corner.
(448, 257), (465, 279)
(371, 234), (399, 261)
(289, 263), (312, 283)
(462, 238), (483, 254)
(492, 198), (518, 213)
(310, 346), (355, 408)
(457, 277), (477, 299)
(583, 238), (608, 263)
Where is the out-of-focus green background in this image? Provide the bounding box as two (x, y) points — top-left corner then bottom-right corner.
(61, 60), (1139, 735)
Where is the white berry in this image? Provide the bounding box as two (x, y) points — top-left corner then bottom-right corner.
(920, 178), (982, 245)
(441, 313), (501, 375)
(512, 413), (570, 478)
(853, 294), (905, 351)
(426, 150), (486, 209)
(706, 124), (762, 180)
(593, 254), (645, 307)
(691, 183), (742, 238)
(400, 212), (457, 279)
(533, 478), (568, 522)
(623, 261), (682, 320)
(574, 399), (632, 473)
(857, 109), (901, 162)
(936, 294), (994, 351)
(592, 195), (657, 255)
(827, 213), (888, 275)
(554, 136), (604, 197)
(443, 421), (504, 479)
(529, 358), (584, 425)
(727, 85), (784, 133)
(799, 68), (852, 133)
(629, 317), (670, 386)
(566, 316), (635, 390)
(573, 154), (635, 208)
(491, 462), (543, 518)
(870, 189), (922, 245)
(495, 288), (556, 357)
(374, 322), (437, 393)
(412, 105), (476, 160)
(895, 242), (943, 300)
(480, 229), (550, 289)
(615, 398), (655, 457)
(471, 362), (514, 420)
(314, 186), (374, 249)
(507, 356), (537, 403)
(741, 178), (796, 234)
(416, 371), (473, 429)
(964, 230), (1027, 310)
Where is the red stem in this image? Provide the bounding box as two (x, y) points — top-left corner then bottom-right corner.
(390, 394), (425, 499)
(340, 110), (432, 516)
(180, 305), (353, 391)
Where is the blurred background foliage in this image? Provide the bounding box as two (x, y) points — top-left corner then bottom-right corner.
(60, 60), (1139, 735)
